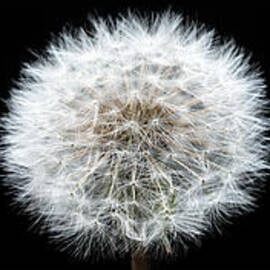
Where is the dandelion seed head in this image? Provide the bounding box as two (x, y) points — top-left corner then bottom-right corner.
(1, 11), (269, 260)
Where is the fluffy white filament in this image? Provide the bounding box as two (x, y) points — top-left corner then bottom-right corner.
(1, 11), (269, 259)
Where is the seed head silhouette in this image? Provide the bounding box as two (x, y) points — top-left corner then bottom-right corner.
(1, 11), (269, 267)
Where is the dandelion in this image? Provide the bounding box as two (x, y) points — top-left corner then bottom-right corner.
(0, 11), (269, 269)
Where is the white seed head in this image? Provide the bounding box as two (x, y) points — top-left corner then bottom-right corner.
(1, 11), (269, 259)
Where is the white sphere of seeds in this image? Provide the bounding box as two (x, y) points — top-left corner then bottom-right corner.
(1, 11), (269, 259)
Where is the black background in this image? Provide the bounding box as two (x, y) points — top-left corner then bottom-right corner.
(0, 1), (270, 269)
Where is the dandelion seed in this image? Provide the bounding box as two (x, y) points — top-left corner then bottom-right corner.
(0, 10), (269, 269)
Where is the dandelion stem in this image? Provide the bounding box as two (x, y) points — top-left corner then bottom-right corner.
(131, 253), (148, 270)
